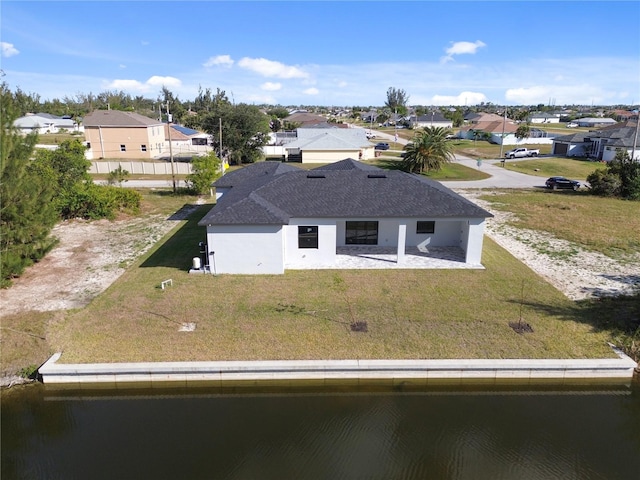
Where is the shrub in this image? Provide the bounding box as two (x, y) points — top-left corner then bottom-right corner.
(107, 166), (130, 186)
(588, 151), (640, 201)
(187, 152), (221, 194)
(59, 183), (141, 220)
(586, 169), (621, 197)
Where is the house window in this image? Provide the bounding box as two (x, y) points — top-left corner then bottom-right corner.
(298, 226), (318, 249)
(120, 144), (126, 152)
(346, 221), (378, 245)
(141, 144), (147, 152)
(417, 221), (435, 234)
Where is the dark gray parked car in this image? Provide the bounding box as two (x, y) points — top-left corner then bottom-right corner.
(545, 176), (580, 190)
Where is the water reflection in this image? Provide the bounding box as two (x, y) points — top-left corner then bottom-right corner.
(3, 384), (640, 479)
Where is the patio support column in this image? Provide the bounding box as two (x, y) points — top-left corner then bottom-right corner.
(396, 223), (406, 265)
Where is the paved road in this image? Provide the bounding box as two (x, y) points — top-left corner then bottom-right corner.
(369, 127), (546, 189)
(442, 157), (546, 189)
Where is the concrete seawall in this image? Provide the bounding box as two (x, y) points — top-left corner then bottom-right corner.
(39, 347), (637, 389)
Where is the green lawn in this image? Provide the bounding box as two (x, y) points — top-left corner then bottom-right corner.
(363, 158), (490, 181)
(35, 133), (83, 144)
(40, 199), (618, 365)
(450, 140), (553, 160)
(504, 157), (607, 180)
(479, 189), (640, 259)
(3, 189), (639, 376)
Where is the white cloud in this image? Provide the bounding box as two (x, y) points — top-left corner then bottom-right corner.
(105, 79), (147, 91)
(1, 42), (19, 58)
(238, 57), (309, 79)
(441, 40), (486, 63)
(141, 40), (150, 46)
(261, 82), (282, 91)
(105, 76), (182, 93)
(203, 55), (234, 68)
(119, 64), (126, 69)
(431, 91), (488, 106)
(338, 81), (348, 88)
(504, 84), (617, 105)
(303, 87), (319, 95)
(146, 76), (182, 88)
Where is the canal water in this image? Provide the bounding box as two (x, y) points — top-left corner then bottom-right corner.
(3, 383), (640, 479)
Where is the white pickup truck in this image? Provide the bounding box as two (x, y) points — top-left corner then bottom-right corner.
(504, 148), (540, 159)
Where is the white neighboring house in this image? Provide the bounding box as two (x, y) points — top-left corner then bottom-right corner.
(528, 113), (560, 124)
(283, 128), (376, 162)
(198, 159), (493, 274)
(14, 113), (78, 135)
(573, 117), (618, 128)
(410, 112), (453, 129)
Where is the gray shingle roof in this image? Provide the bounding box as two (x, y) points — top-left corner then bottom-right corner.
(83, 110), (163, 127)
(199, 160), (492, 226)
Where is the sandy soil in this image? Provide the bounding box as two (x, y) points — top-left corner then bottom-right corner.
(0, 205), (200, 317)
(459, 190), (640, 301)
(1, 193), (638, 319)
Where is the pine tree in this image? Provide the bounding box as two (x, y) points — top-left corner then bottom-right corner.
(1, 83), (58, 287)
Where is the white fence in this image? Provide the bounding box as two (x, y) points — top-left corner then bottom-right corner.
(90, 161), (193, 175)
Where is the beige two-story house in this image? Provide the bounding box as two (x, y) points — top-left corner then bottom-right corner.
(84, 110), (165, 160)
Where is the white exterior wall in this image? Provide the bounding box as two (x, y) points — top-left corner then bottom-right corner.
(565, 143), (587, 157)
(205, 225), (284, 274)
(530, 117), (560, 124)
(602, 146), (640, 162)
(302, 150), (361, 163)
(495, 134), (554, 146)
(284, 219), (337, 267)
(335, 219), (463, 248)
(459, 219), (486, 265)
(405, 219), (461, 248)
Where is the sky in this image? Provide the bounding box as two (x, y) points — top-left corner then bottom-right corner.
(1, 0), (639, 107)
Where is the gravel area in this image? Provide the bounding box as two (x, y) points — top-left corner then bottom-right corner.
(457, 189), (640, 301)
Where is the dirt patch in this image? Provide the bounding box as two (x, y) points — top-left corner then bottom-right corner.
(0, 204), (201, 318)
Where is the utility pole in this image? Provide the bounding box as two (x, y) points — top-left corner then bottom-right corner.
(166, 102), (176, 193)
(499, 107), (507, 163)
(219, 117), (225, 175)
(632, 115), (639, 162)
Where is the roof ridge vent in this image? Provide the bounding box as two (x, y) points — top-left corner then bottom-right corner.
(306, 173), (326, 178)
(367, 174), (387, 178)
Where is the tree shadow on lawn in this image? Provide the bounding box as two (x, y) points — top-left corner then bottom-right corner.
(140, 203), (211, 269)
(515, 289), (640, 361)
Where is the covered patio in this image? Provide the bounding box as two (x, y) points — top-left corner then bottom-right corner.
(286, 246), (482, 270)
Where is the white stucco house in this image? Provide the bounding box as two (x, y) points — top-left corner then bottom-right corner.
(283, 128), (376, 162)
(197, 159), (493, 274)
(528, 113), (560, 124)
(14, 113), (78, 134)
(410, 112), (453, 129)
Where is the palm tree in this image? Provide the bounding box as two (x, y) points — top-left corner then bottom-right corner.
(401, 126), (455, 174)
